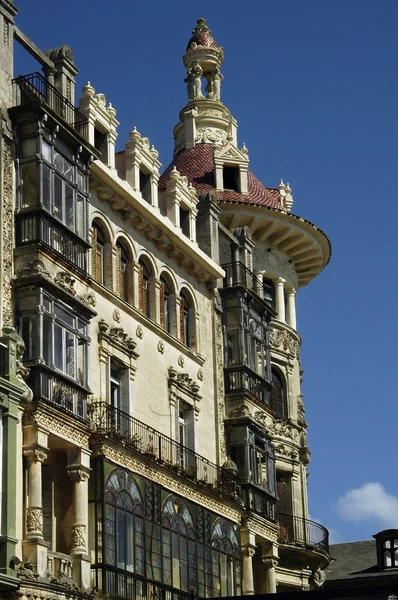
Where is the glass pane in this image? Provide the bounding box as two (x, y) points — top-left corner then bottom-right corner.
(42, 314), (52, 364)
(55, 304), (74, 327)
(65, 184), (74, 229)
(66, 331), (75, 378)
(76, 194), (85, 237)
(77, 170), (86, 191)
(53, 325), (63, 370)
(384, 550), (392, 567)
(21, 163), (37, 208)
(54, 152), (73, 179)
(42, 164), (51, 210)
(54, 175), (63, 219)
(21, 138), (36, 158)
(77, 339), (85, 386)
(117, 509), (125, 570)
(41, 139), (52, 162)
(126, 512), (134, 572)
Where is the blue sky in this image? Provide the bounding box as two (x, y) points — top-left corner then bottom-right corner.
(14, 0), (398, 543)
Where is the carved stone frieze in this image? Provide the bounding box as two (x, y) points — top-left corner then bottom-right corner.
(77, 290), (96, 308)
(17, 259), (51, 279)
(254, 247), (298, 287)
(71, 524), (87, 549)
(241, 515), (278, 543)
(274, 442), (299, 461)
(23, 408), (91, 447)
(92, 443), (241, 523)
(215, 312), (226, 462)
(168, 366), (201, 419)
(98, 320), (138, 357)
(2, 143), (13, 324)
(54, 271), (76, 296)
(26, 507), (43, 534)
(195, 127), (227, 145)
(270, 327), (300, 358)
(228, 404), (251, 419)
(270, 420), (300, 442)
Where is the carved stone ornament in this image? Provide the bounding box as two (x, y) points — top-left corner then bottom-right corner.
(54, 270), (76, 295)
(2, 145), (13, 325)
(2, 324), (33, 401)
(270, 420), (300, 442)
(77, 290), (97, 308)
(254, 247), (298, 287)
(178, 355), (185, 368)
(157, 340), (165, 354)
(312, 567), (326, 588)
(195, 127), (227, 145)
(98, 320), (137, 356)
(228, 404), (251, 419)
(66, 467), (91, 482)
(26, 507), (43, 534)
(71, 524), (86, 549)
(113, 308), (121, 323)
(197, 368), (204, 381)
(270, 327), (300, 358)
(23, 447), (48, 463)
(136, 325), (144, 339)
(17, 259), (51, 279)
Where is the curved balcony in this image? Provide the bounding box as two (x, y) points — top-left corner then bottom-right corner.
(277, 513), (329, 554)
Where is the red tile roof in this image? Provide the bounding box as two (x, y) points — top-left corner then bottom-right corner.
(159, 144), (282, 209)
(186, 30), (219, 51)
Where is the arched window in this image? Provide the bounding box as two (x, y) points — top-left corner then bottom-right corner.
(179, 290), (196, 350)
(138, 258), (153, 318)
(116, 240), (129, 302)
(211, 519), (241, 597)
(270, 368), (286, 419)
(104, 469), (144, 576)
(161, 496), (196, 592)
(160, 276), (171, 333)
(92, 222), (105, 284)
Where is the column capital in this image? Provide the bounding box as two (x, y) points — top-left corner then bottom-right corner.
(276, 277), (286, 285)
(66, 465), (91, 482)
(262, 557), (279, 568)
(23, 446), (48, 463)
(241, 545), (256, 558)
(286, 287), (296, 296)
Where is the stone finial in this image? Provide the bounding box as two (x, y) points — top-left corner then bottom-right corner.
(82, 81), (95, 97)
(150, 145), (159, 159)
(284, 183), (293, 211)
(195, 18), (210, 33)
(241, 143), (248, 155)
(170, 166), (180, 180)
(279, 179), (286, 192)
(129, 126), (141, 142)
(107, 102), (117, 117)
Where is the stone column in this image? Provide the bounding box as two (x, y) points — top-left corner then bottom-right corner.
(24, 446), (47, 539)
(67, 457), (91, 590)
(189, 207), (198, 243)
(241, 545), (256, 595)
(275, 278), (286, 322)
(22, 445), (48, 578)
(286, 288), (297, 329)
(263, 558), (278, 593)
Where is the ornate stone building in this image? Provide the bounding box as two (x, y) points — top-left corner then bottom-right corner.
(0, 5), (331, 599)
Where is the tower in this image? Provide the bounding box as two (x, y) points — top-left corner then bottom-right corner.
(159, 18), (332, 592)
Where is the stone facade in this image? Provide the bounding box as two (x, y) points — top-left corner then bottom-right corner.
(0, 9), (331, 600)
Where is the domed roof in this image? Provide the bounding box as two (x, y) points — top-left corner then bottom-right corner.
(159, 145), (282, 209)
(186, 18), (219, 51)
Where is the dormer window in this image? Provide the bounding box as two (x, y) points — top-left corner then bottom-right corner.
(223, 165), (240, 192)
(94, 126), (108, 165)
(374, 530), (398, 570)
(139, 168), (151, 203)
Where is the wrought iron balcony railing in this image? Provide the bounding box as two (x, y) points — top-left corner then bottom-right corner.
(277, 513), (329, 554)
(16, 211), (88, 271)
(221, 262), (263, 294)
(12, 72), (88, 138)
(92, 566), (192, 600)
(90, 402), (239, 501)
(224, 364), (270, 405)
(27, 365), (89, 422)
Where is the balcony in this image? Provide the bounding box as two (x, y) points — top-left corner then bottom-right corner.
(277, 513), (329, 554)
(27, 365), (89, 422)
(90, 402), (239, 502)
(221, 261), (262, 294)
(92, 566), (191, 600)
(16, 210), (88, 271)
(12, 72), (88, 138)
(224, 364), (270, 405)
(241, 482), (275, 521)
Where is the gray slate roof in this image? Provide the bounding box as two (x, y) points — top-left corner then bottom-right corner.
(327, 540), (387, 581)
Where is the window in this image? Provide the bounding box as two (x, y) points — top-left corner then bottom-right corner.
(180, 206), (190, 237)
(223, 166), (239, 192)
(180, 291), (196, 350)
(104, 470), (144, 575)
(263, 278), (275, 309)
(19, 289), (89, 387)
(116, 240), (129, 301)
(374, 531), (398, 569)
(270, 369), (286, 419)
(92, 222), (105, 284)
(162, 496), (196, 592)
(18, 132), (88, 239)
(211, 519), (241, 597)
(139, 259), (152, 318)
(160, 277), (172, 333)
(139, 169), (151, 203)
